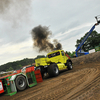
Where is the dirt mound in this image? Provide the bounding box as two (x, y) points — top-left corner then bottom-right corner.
(71, 51), (100, 65)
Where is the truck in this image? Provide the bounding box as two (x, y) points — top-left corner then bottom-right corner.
(0, 65), (42, 96)
(75, 15), (100, 57)
(35, 50), (73, 78)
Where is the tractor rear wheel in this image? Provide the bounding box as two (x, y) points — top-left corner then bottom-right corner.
(48, 64), (59, 77)
(40, 66), (44, 78)
(15, 75), (27, 91)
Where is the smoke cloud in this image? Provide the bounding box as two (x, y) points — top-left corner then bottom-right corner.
(0, 0), (32, 26)
(0, 0), (10, 13)
(31, 25), (62, 52)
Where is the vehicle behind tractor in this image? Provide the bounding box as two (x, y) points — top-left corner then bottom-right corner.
(0, 65), (43, 96)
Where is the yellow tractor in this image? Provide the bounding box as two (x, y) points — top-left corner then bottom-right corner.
(35, 50), (72, 77)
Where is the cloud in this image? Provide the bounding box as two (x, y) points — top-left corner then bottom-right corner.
(0, 38), (32, 55)
(0, 38), (37, 65)
(52, 22), (94, 41)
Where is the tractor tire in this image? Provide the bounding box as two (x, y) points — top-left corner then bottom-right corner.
(40, 67), (44, 78)
(15, 75), (27, 91)
(67, 61), (73, 70)
(48, 64), (59, 77)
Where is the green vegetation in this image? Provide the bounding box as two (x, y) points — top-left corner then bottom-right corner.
(0, 55), (45, 72)
(75, 31), (100, 52)
(66, 51), (75, 58)
(0, 58), (34, 72)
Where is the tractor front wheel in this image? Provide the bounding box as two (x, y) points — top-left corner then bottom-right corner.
(67, 61), (73, 70)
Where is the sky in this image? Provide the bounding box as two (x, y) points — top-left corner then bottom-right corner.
(0, 0), (100, 65)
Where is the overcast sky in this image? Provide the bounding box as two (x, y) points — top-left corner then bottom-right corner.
(0, 0), (100, 65)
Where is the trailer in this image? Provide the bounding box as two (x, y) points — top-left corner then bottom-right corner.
(0, 65), (43, 96)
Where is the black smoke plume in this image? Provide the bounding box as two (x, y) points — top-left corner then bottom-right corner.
(31, 25), (62, 52)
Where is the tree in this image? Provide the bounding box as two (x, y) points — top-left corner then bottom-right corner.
(6, 67), (13, 72)
(0, 58), (36, 72)
(6, 69), (9, 72)
(16, 65), (22, 70)
(9, 67), (13, 71)
(65, 51), (75, 58)
(75, 31), (100, 52)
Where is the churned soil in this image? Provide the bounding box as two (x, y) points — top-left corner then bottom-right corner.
(0, 51), (100, 100)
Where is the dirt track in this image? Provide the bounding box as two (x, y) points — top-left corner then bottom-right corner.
(0, 52), (100, 100)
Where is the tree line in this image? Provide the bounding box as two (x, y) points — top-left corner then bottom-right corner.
(0, 55), (45, 72)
